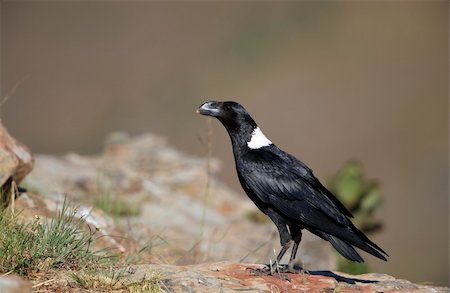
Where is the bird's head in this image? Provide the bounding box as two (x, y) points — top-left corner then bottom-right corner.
(197, 101), (240, 117)
(197, 101), (257, 130)
(197, 100), (267, 149)
(197, 100), (272, 150)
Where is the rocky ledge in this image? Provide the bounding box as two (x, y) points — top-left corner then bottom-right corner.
(119, 261), (448, 292)
(0, 123), (447, 292)
(2, 261), (448, 292)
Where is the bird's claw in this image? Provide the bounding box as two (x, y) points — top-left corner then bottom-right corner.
(287, 263), (309, 274)
(246, 264), (293, 281)
(247, 268), (291, 281)
(247, 262), (308, 278)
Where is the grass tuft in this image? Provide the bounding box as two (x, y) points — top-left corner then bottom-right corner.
(70, 266), (128, 290)
(0, 199), (111, 276)
(72, 267), (162, 293)
(128, 271), (162, 293)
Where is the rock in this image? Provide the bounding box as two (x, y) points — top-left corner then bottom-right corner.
(0, 121), (34, 204)
(121, 262), (449, 293)
(0, 275), (32, 293)
(24, 132), (336, 268)
(14, 192), (127, 253)
(9, 131), (448, 292)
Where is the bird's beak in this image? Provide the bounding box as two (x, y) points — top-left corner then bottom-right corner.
(197, 101), (220, 117)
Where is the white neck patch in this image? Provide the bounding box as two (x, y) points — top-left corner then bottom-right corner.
(247, 127), (272, 149)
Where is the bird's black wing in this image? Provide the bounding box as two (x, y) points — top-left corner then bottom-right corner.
(238, 148), (388, 261)
(238, 148), (351, 227)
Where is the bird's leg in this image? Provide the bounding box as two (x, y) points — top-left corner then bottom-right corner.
(249, 240), (291, 276)
(276, 240), (292, 264)
(249, 240), (292, 278)
(287, 227), (306, 274)
(271, 239), (292, 274)
(248, 208), (292, 276)
(266, 208), (292, 273)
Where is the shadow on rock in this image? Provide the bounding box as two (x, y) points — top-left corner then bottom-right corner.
(307, 270), (377, 284)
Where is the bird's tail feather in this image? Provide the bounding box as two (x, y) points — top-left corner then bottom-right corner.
(351, 223), (389, 258)
(324, 234), (364, 262)
(322, 226), (388, 262)
(352, 239), (387, 261)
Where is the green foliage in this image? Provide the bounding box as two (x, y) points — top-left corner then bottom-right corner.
(128, 271), (162, 293)
(70, 266), (128, 291)
(94, 192), (141, 218)
(327, 160), (384, 274)
(0, 200), (110, 276)
(244, 209), (269, 224)
(69, 237), (164, 291)
(94, 172), (141, 218)
(328, 160), (383, 233)
(336, 254), (369, 275)
(72, 267), (162, 293)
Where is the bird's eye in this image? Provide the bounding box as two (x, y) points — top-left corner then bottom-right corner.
(209, 101), (220, 108)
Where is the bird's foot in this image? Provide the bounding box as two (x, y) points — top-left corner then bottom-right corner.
(287, 262), (309, 274)
(246, 264), (291, 281)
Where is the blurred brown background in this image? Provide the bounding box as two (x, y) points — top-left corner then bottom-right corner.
(1, 1), (448, 286)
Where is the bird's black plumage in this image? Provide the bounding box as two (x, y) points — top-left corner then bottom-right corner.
(197, 101), (388, 271)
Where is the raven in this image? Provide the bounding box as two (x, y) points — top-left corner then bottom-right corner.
(197, 101), (388, 273)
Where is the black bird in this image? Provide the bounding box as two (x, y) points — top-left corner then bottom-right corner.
(197, 101), (388, 273)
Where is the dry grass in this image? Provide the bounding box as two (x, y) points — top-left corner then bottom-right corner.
(0, 199), (111, 276)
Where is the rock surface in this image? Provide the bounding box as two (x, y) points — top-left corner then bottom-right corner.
(0, 275), (32, 293)
(23, 132), (335, 268)
(6, 130), (447, 292)
(120, 262), (448, 293)
(0, 121), (34, 204)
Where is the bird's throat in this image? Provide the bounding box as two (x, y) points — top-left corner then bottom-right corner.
(247, 127), (272, 149)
